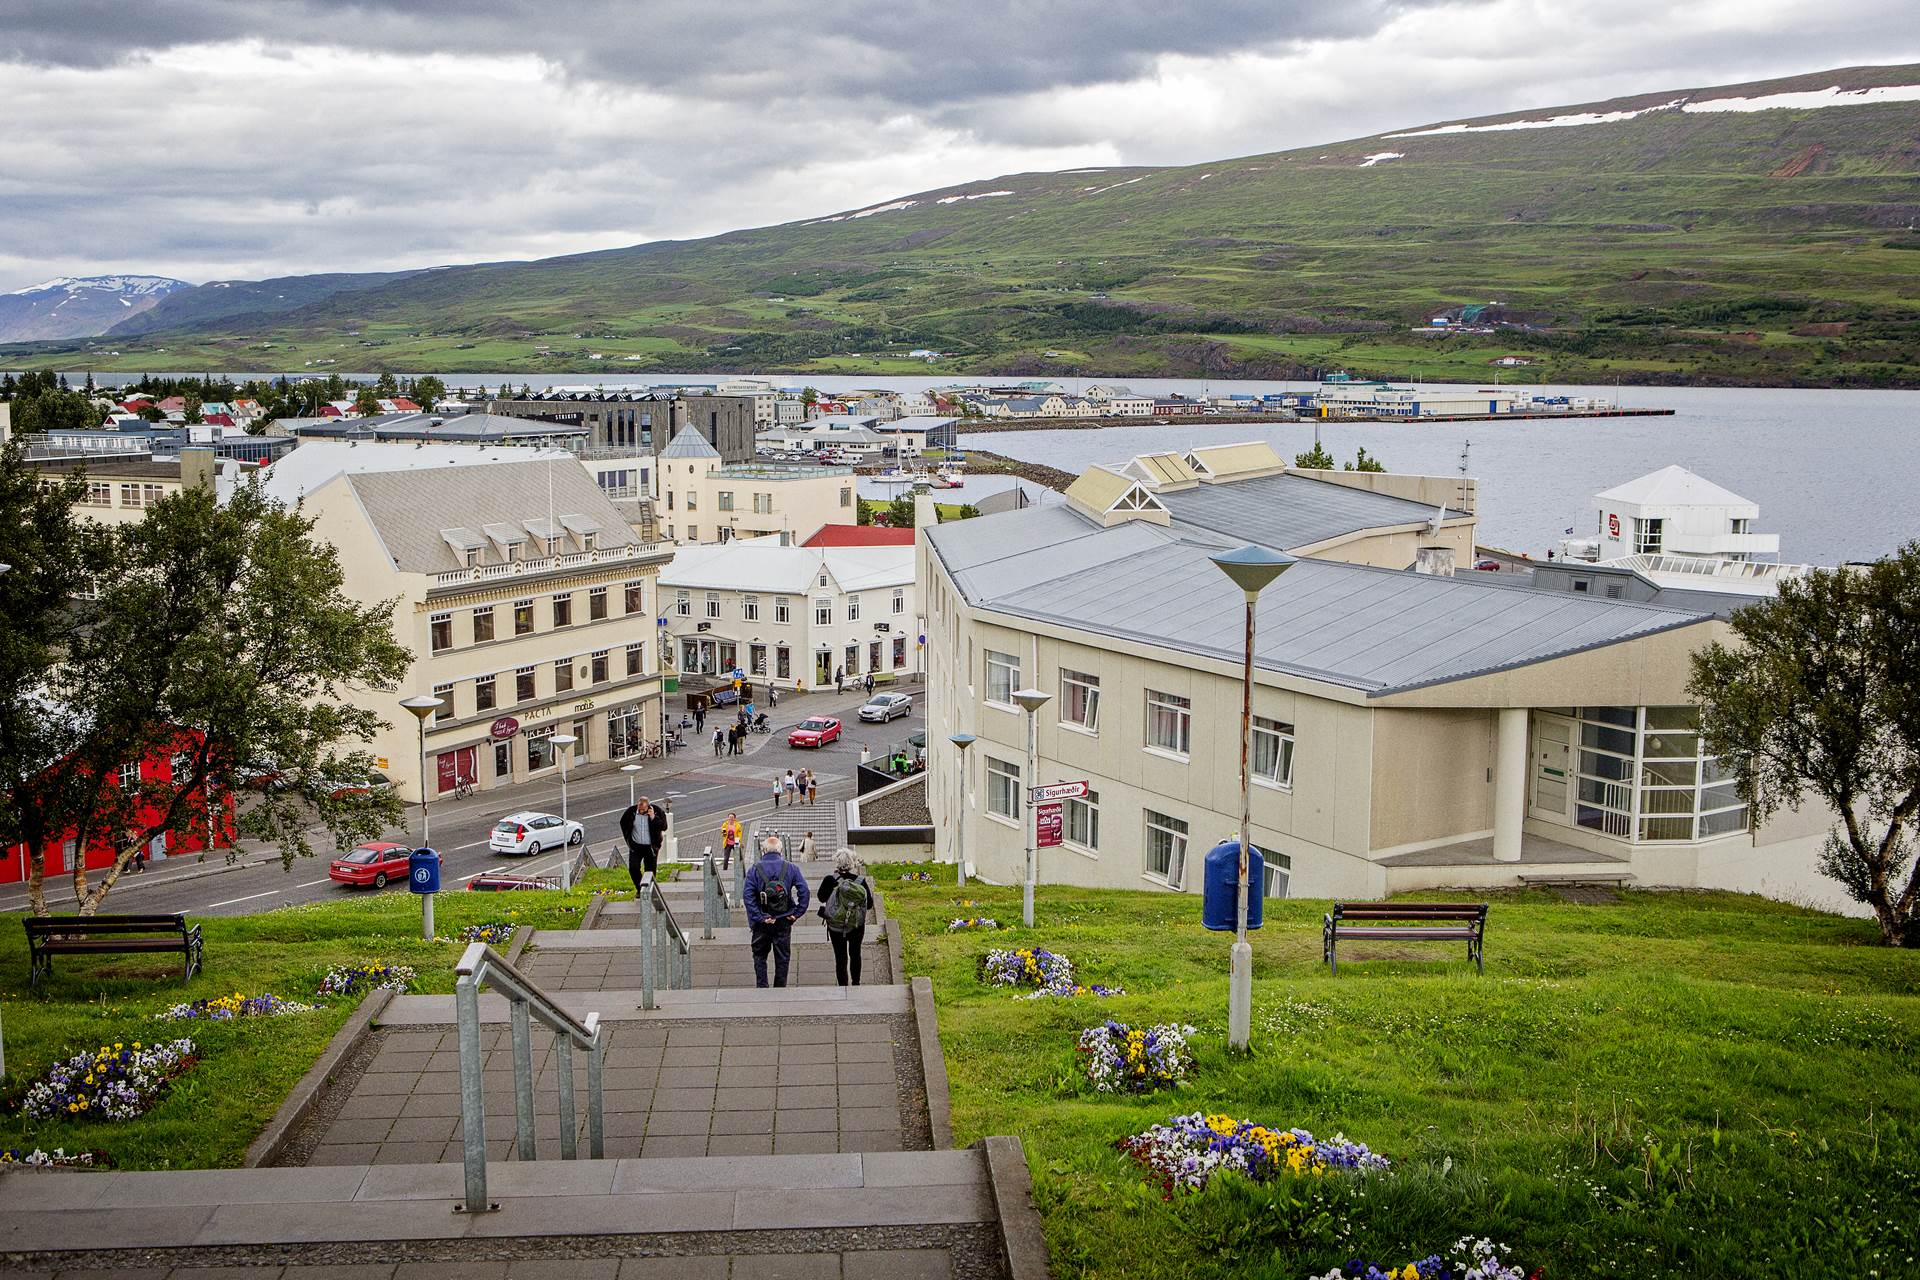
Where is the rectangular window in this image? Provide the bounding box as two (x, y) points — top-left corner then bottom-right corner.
(892, 588), (905, 615)
(475, 674), (497, 712)
(986, 756), (1021, 820)
(748, 643), (767, 675)
(840, 486), (853, 508)
(429, 612), (452, 653)
(743, 595), (760, 622)
(552, 592), (573, 628)
(687, 526), (697, 542)
(776, 646), (791, 679)
(118, 761), (140, 789)
(1633, 517), (1664, 555)
(1064, 789), (1100, 851)
(718, 490), (734, 512)
(814, 597), (833, 626)
(1145, 690), (1192, 757)
(705, 593), (721, 619)
(847, 595), (861, 622)
(626, 643), (644, 677)
(893, 636), (907, 669)
(985, 650), (1019, 705)
(526, 727), (556, 772)
(472, 605), (495, 644)
(84, 481), (111, 505)
(624, 580), (645, 614)
(432, 682), (454, 726)
(514, 599), (534, 635)
(591, 650), (609, 683)
(1060, 669), (1101, 732)
(675, 589), (692, 617)
(754, 492), (772, 515)
(515, 665), (536, 701)
(685, 491), (698, 510)
(588, 586), (608, 621)
(553, 658), (574, 694)
(1252, 717), (1295, 787)
(775, 596), (791, 623)
(1145, 809), (1190, 887)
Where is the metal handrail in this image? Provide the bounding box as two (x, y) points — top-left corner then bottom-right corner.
(702, 845), (730, 936)
(454, 942), (605, 1213)
(637, 871), (693, 1008)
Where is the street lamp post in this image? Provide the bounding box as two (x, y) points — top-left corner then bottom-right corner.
(948, 733), (976, 886)
(1010, 688), (1051, 927)
(398, 696), (442, 846)
(553, 733), (579, 890)
(1208, 545), (1296, 1052)
(622, 762), (643, 808)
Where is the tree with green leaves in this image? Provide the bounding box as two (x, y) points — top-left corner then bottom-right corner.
(410, 375), (446, 411)
(1294, 441), (1336, 469)
(884, 495), (917, 528)
(184, 392), (203, 425)
(7, 371), (99, 435)
(1688, 546), (1920, 947)
(373, 370), (400, 398)
(0, 462), (410, 916)
(1346, 446), (1386, 473)
(351, 387), (382, 416)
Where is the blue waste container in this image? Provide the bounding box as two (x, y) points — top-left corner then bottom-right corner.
(1201, 838), (1263, 931)
(409, 848), (441, 895)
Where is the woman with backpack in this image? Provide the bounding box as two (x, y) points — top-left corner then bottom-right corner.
(816, 849), (875, 987)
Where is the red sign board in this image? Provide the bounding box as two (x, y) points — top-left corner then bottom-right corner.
(1036, 801), (1063, 848)
(489, 716), (521, 741)
(1607, 512), (1620, 538)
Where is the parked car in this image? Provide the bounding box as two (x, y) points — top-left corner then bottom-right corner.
(317, 772), (392, 800)
(489, 811), (586, 856)
(787, 716), (842, 748)
(468, 872), (559, 892)
(1472, 558), (1502, 571)
(327, 841), (413, 889)
(858, 692), (913, 723)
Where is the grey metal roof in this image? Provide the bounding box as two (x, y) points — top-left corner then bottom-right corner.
(661, 427), (721, 460)
(925, 511), (1710, 695)
(1153, 472), (1466, 552)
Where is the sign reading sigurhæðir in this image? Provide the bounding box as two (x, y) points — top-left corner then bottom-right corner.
(1028, 781), (1089, 803)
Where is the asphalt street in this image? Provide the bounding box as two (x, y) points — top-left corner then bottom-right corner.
(2, 686), (925, 919)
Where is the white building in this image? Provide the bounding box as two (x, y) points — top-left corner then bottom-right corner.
(1573, 465), (1780, 563)
(655, 428), (857, 546)
(1315, 380), (1522, 417)
(660, 542), (919, 689)
(715, 378), (783, 427)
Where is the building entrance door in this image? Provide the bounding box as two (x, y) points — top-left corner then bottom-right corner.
(814, 650), (832, 687)
(1529, 714), (1574, 823)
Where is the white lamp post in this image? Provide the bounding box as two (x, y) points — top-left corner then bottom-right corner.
(552, 733), (579, 888)
(1208, 545), (1296, 1053)
(1010, 688), (1051, 927)
(622, 762), (643, 808)
(949, 733), (976, 887)
(398, 696), (442, 845)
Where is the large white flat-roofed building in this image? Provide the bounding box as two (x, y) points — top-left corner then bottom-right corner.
(660, 541), (917, 689)
(656, 428), (856, 545)
(920, 441), (1848, 911)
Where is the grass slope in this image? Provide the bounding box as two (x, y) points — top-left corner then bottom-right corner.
(883, 869), (1920, 1279)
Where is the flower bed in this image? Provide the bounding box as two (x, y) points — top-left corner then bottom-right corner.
(948, 917), (1000, 931)
(21, 1040), (198, 1122)
(1018, 981), (1126, 999)
(436, 921), (515, 945)
(1307, 1238), (1532, 1280)
(316, 964), (417, 998)
(156, 992), (317, 1021)
(898, 871), (933, 882)
(0, 1147), (110, 1168)
(980, 947), (1073, 988)
(1117, 1112), (1391, 1195)
(1079, 1020), (1195, 1093)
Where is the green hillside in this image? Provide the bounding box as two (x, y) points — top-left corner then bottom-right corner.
(13, 63), (1920, 385)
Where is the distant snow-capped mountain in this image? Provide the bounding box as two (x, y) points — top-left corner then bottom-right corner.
(0, 274), (193, 343)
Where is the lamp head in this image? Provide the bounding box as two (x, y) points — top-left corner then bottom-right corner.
(621, 763), (644, 775)
(552, 734), (579, 747)
(949, 732), (977, 751)
(1010, 687), (1051, 714)
(398, 694), (441, 721)
(1210, 544), (1296, 596)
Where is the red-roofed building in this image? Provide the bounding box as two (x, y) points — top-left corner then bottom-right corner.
(157, 396), (187, 413)
(319, 405), (344, 418)
(390, 397), (420, 412)
(801, 524), (916, 548)
(201, 413), (235, 428)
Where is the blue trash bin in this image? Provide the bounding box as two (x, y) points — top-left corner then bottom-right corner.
(409, 848), (441, 895)
(1201, 838), (1263, 932)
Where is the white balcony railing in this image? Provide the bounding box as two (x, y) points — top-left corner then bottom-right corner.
(430, 541), (664, 588)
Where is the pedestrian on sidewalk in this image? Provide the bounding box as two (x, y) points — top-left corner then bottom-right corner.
(619, 796), (668, 888)
(805, 770), (818, 806)
(695, 704), (706, 732)
(799, 830), (817, 861)
(713, 726), (725, 757)
(731, 724), (745, 756)
(834, 665), (844, 694)
(744, 836), (810, 988)
(772, 772), (785, 808)
(721, 812), (743, 868)
(864, 671), (874, 695)
(783, 769), (798, 805)
(769, 685), (778, 708)
(817, 849), (874, 987)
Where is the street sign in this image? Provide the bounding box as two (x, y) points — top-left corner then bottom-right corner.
(1036, 801), (1063, 848)
(1028, 781), (1089, 802)
(489, 716), (520, 740)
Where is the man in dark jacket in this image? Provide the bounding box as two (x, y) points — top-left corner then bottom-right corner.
(619, 797), (669, 888)
(743, 836), (811, 988)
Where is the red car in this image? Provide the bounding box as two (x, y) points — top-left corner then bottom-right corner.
(787, 716), (842, 748)
(328, 841), (412, 889)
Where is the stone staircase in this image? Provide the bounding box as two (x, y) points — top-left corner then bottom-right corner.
(751, 798), (848, 861)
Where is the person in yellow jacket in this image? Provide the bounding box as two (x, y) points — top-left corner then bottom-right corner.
(721, 813), (744, 868)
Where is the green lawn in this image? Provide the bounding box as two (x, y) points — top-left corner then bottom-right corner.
(881, 868), (1920, 1280)
(0, 865), (641, 1169)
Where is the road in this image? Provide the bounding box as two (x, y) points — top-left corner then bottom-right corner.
(2, 687), (924, 919)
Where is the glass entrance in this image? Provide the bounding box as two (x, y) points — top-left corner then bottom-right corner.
(814, 650), (832, 686)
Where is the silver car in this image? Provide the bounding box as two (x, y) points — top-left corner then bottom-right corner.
(857, 692), (913, 722)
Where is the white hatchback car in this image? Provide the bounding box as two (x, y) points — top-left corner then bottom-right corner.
(858, 692), (913, 723)
(489, 811), (586, 856)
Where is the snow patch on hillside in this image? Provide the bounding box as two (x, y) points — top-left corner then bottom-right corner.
(1389, 83), (1920, 137)
(9, 274), (184, 296)
(849, 199), (918, 219)
(1358, 152), (1404, 167)
(935, 190), (1014, 204)
(1390, 100), (1683, 136)
(1082, 176), (1146, 195)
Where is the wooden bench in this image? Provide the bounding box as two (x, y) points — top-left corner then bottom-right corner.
(25, 913), (204, 988)
(1322, 902), (1487, 975)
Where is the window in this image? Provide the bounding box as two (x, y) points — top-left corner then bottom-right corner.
(892, 588), (905, 615)
(588, 586), (608, 621)
(626, 643), (645, 677)
(775, 596), (791, 623)
(591, 650), (609, 683)
(1730, 517), (1751, 535)
(552, 592), (573, 628)
(718, 490), (734, 512)
(686, 526), (697, 543)
(432, 682), (454, 725)
(819, 573), (829, 587)
(847, 595), (861, 622)
(472, 605), (495, 644)
(814, 597), (833, 626)
(83, 481), (111, 506)
(893, 636), (907, 669)
(686, 491), (697, 510)
(553, 658), (574, 694)
(1252, 717), (1294, 787)
(985, 650), (1019, 705)
(749, 643), (767, 675)
(1064, 789), (1100, 851)
(754, 492), (772, 515)
(1060, 669), (1101, 732)
(743, 595), (760, 622)
(514, 599), (534, 635)
(1263, 851), (1293, 899)
(515, 665), (536, 701)
(169, 751), (191, 781)
(429, 612), (452, 653)
(475, 674), (497, 712)
(705, 593), (721, 619)
(840, 486), (853, 508)
(776, 645), (791, 679)
(675, 589), (692, 617)
(986, 756), (1021, 820)
(526, 727), (556, 772)
(624, 580), (645, 614)
(1145, 810), (1190, 887)
(1145, 690), (1192, 757)
(1633, 517), (1663, 555)
(118, 761), (140, 789)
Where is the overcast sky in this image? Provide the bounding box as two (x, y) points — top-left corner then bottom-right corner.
(3, 0), (1916, 292)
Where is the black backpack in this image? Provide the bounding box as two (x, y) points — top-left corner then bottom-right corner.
(756, 862), (797, 916)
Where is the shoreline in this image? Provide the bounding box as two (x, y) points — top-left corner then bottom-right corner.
(953, 406), (1677, 432)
